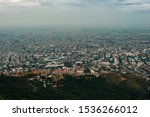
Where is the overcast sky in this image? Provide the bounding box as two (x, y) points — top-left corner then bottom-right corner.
(0, 0), (150, 27)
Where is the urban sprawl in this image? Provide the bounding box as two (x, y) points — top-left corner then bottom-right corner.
(0, 29), (150, 85)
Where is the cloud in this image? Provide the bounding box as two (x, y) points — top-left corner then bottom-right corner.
(0, 0), (40, 7)
(38, 0), (87, 8)
(0, 0), (150, 11)
(0, 0), (150, 27)
(39, 0), (150, 11)
(120, 3), (150, 11)
(117, 0), (150, 11)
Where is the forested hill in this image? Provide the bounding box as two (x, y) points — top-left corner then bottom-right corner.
(0, 73), (149, 100)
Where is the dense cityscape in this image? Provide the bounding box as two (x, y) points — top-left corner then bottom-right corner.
(0, 28), (150, 78)
(0, 27), (150, 99)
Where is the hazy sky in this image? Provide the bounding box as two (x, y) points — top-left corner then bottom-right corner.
(0, 0), (150, 27)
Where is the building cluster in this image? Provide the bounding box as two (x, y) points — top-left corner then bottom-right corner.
(0, 30), (150, 81)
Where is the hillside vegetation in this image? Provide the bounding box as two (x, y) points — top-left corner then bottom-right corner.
(0, 73), (149, 100)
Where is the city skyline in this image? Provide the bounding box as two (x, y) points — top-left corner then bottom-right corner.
(0, 0), (150, 27)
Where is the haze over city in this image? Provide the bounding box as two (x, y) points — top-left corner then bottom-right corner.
(0, 0), (150, 27)
(0, 0), (150, 100)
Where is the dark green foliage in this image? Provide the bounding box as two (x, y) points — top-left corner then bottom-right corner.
(64, 62), (73, 68)
(0, 74), (149, 100)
